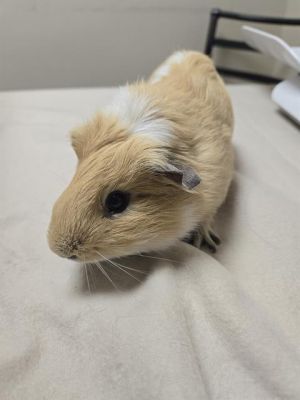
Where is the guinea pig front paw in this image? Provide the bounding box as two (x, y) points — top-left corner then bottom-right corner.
(201, 230), (221, 253)
(182, 229), (202, 248)
(184, 225), (221, 253)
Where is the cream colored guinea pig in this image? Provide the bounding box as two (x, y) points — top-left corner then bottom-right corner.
(48, 51), (234, 262)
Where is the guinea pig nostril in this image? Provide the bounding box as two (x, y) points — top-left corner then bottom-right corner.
(68, 255), (77, 260)
(69, 239), (82, 252)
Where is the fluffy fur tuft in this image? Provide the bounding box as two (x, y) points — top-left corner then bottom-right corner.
(105, 86), (173, 144)
(149, 51), (188, 83)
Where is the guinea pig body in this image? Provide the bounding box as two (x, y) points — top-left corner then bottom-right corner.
(48, 51), (234, 262)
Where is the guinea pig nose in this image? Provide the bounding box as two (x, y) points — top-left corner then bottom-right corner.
(68, 255), (77, 260)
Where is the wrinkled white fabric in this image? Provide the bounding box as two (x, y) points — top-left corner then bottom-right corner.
(0, 85), (299, 400)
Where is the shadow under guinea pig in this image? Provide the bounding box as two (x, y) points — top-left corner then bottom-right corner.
(73, 253), (167, 295)
(71, 245), (194, 296)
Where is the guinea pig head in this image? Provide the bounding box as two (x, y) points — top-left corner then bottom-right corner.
(47, 114), (201, 262)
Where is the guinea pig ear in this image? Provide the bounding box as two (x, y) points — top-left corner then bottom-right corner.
(71, 125), (98, 160)
(70, 128), (86, 160)
(154, 161), (201, 191)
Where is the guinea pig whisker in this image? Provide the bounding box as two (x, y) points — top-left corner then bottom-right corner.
(115, 264), (147, 275)
(94, 262), (119, 291)
(84, 263), (91, 294)
(110, 261), (141, 283)
(136, 253), (180, 264)
(110, 257), (147, 275)
(88, 263), (97, 290)
(95, 251), (141, 283)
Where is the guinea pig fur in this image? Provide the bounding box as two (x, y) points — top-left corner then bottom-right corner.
(48, 51), (234, 262)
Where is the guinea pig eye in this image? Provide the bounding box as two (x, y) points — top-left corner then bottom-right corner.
(104, 190), (130, 215)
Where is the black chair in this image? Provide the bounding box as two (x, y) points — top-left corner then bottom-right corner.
(204, 8), (300, 83)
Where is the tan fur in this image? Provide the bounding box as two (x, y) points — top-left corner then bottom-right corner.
(48, 51), (234, 262)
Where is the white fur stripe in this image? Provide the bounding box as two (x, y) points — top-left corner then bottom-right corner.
(150, 51), (188, 83)
(105, 87), (172, 144)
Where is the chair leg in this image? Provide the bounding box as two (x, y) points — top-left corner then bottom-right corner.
(204, 9), (220, 56)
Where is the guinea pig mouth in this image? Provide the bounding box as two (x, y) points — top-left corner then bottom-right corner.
(73, 252), (105, 264)
(67, 255), (79, 261)
(61, 253), (103, 264)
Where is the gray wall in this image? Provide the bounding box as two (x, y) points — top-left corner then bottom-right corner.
(0, 0), (298, 90)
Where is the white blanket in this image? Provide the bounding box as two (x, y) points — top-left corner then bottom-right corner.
(1, 85), (300, 400)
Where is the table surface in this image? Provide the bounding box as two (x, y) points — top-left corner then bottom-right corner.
(1, 84), (300, 400)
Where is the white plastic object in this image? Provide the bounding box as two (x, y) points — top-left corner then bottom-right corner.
(272, 75), (300, 124)
(242, 25), (300, 72)
(241, 25), (300, 125)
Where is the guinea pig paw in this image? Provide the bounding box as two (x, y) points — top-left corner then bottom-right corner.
(208, 231), (221, 246)
(182, 226), (221, 253)
(186, 229), (202, 249)
(199, 227), (221, 254)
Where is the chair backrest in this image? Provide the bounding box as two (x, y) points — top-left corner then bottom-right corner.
(204, 8), (300, 83)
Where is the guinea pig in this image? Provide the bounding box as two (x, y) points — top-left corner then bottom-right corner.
(48, 51), (234, 262)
